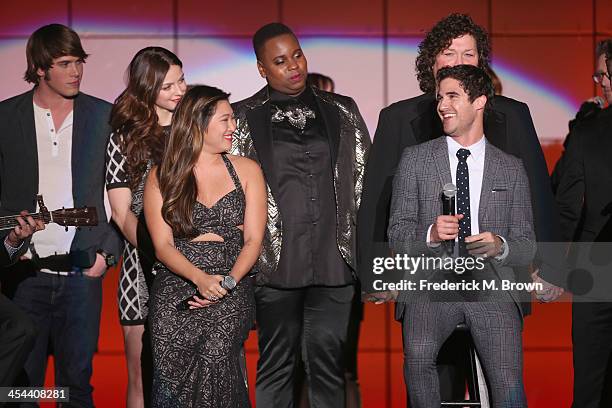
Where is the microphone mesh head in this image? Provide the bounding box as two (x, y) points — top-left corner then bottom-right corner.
(443, 183), (457, 198)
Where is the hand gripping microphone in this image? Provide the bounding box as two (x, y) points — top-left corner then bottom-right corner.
(441, 183), (457, 254)
(593, 96), (605, 109)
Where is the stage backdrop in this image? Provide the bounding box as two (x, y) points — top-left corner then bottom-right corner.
(2, 0), (611, 406)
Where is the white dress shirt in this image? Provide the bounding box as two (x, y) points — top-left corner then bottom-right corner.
(427, 135), (508, 260)
(28, 102), (76, 260)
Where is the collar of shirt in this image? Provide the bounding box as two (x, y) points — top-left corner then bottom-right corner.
(445, 135), (486, 164)
(268, 85), (317, 110)
(33, 102), (74, 134)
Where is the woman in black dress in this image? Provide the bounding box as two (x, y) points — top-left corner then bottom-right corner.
(144, 86), (267, 407)
(106, 46), (186, 408)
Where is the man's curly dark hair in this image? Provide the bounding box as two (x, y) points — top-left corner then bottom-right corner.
(436, 65), (494, 110)
(416, 13), (491, 94)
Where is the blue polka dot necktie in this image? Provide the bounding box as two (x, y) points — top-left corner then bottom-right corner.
(456, 148), (471, 255)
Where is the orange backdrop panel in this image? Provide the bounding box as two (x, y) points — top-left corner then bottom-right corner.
(0, 0), (68, 36)
(283, 0), (384, 35)
(177, 0), (281, 36)
(491, 0), (592, 34)
(388, 0), (489, 35)
(72, 0), (174, 34)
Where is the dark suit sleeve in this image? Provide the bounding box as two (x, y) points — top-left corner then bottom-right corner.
(511, 102), (566, 286)
(357, 107), (403, 292)
(0, 134), (10, 267)
(0, 251), (9, 267)
(0, 237), (33, 268)
(555, 130), (585, 241)
(81, 100), (123, 265)
(550, 125), (574, 195)
(550, 151), (565, 195)
(0, 238), (14, 267)
(550, 102), (599, 195)
(0, 97), (32, 267)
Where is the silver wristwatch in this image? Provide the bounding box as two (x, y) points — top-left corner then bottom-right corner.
(221, 275), (237, 291)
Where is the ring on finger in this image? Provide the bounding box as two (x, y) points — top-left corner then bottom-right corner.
(210, 295), (218, 301)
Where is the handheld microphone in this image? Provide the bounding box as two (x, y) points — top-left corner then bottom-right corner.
(441, 183), (457, 254)
(593, 96), (605, 109)
(442, 183), (456, 216)
(576, 97), (605, 122)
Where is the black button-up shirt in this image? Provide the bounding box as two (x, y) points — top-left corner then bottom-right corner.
(268, 87), (352, 287)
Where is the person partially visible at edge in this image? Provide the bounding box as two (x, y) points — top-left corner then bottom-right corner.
(554, 48), (612, 408)
(0, 23), (121, 407)
(0, 212), (44, 387)
(106, 46), (186, 408)
(230, 22), (371, 408)
(551, 39), (612, 194)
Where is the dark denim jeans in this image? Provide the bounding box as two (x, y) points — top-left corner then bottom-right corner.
(11, 270), (103, 408)
(0, 293), (37, 387)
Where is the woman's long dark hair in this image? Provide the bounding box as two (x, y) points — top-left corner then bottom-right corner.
(110, 46), (182, 190)
(158, 85), (230, 238)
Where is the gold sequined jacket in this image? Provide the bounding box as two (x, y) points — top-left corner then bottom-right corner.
(230, 86), (371, 285)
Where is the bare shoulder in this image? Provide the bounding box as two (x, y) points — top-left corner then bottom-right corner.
(226, 154), (264, 185)
(226, 155), (262, 175)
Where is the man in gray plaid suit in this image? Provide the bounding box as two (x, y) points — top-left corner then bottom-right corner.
(388, 65), (536, 407)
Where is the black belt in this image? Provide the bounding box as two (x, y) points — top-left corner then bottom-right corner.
(31, 254), (75, 272)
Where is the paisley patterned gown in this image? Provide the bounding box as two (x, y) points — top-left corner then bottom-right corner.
(149, 154), (254, 408)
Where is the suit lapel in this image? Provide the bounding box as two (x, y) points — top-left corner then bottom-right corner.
(479, 142), (500, 226)
(72, 94), (89, 204)
(17, 91), (39, 197)
(246, 103), (279, 197)
(316, 96), (340, 166)
(432, 137), (452, 187)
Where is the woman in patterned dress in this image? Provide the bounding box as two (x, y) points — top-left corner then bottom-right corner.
(144, 86), (266, 407)
(106, 47), (186, 408)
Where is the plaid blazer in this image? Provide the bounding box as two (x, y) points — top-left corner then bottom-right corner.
(388, 136), (536, 318)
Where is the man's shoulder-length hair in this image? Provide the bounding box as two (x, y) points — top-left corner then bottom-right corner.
(416, 13), (491, 94)
(24, 24), (88, 84)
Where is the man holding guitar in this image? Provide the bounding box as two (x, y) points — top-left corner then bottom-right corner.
(0, 24), (121, 405)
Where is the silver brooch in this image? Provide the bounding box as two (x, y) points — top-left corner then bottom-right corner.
(271, 105), (316, 130)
